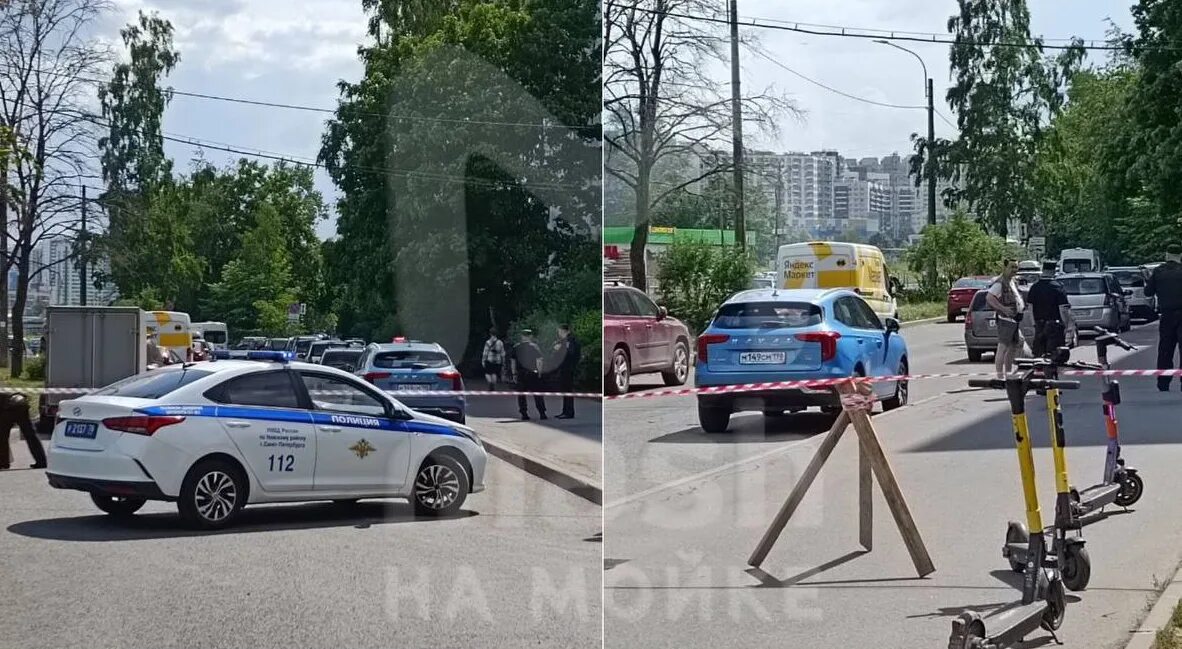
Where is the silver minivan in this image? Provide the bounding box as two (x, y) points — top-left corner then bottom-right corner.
(1059, 273), (1131, 332)
(1108, 266), (1155, 320)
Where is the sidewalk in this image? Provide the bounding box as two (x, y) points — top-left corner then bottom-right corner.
(463, 377), (602, 501)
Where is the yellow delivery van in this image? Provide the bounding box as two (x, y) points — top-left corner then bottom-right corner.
(776, 241), (899, 320)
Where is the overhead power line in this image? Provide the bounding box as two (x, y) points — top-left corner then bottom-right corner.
(622, 5), (1172, 52)
(4, 100), (587, 191)
(0, 64), (566, 130)
(749, 48), (925, 110)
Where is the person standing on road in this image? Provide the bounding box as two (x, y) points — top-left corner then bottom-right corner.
(481, 328), (506, 391)
(1028, 260), (1076, 358)
(0, 392), (47, 470)
(552, 324), (581, 419)
(511, 329), (547, 420)
(986, 259), (1027, 379)
(1145, 244), (1182, 391)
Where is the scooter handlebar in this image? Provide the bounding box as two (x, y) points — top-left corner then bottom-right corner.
(967, 378), (1080, 390)
(968, 378), (1006, 389)
(1030, 379), (1081, 390)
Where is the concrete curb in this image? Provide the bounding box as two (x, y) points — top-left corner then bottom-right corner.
(479, 436), (602, 506)
(1124, 561), (1182, 649)
(901, 316), (946, 328)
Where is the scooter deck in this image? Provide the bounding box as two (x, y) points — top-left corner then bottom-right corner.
(974, 600), (1050, 647)
(1074, 482), (1122, 515)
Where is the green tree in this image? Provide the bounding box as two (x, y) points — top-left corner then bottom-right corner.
(912, 0), (1083, 236)
(320, 0), (600, 372)
(97, 11), (180, 295)
(205, 205), (298, 336)
(655, 240), (754, 334)
(906, 211), (1019, 294)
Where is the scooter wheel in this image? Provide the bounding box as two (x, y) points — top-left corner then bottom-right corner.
(1041, 577), (1067, 631)
(1061, 543), (1091, 592)
(1005, 521), (1029, 574)
(1115, 471), (1144, 507)
(949, 612), (987, 649)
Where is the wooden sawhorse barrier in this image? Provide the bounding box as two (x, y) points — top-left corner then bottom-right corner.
(747, 379), (935, 577)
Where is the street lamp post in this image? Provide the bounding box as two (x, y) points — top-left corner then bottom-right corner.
(876, 39), (939, 291)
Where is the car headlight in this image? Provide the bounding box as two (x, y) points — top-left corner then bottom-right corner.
(455, 425), (482, 447)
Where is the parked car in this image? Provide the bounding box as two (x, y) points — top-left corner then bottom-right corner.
(964, 290), (1048, 362)
(355, 340), (466, 424)
(603, 282), (692, 395)
(267, 337), (289, 351)
(305, 339), (348, 363)
(47, 352), (486, 528)
(694, 288), (909, 433)
(947, 276), (993, 322)
(320, 347), (363, 372)
(285, 335), (319, 359)
(1060, 272), (1132, 333)
(1108, 266), (1155, 321)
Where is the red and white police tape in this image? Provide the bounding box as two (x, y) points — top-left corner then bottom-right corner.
(5, 368), (1182, 400)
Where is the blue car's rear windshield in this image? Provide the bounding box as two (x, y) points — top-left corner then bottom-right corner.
(712, 302), (823, 329)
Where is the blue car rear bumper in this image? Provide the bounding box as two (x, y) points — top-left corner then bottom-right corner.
(695, 365), (851, 410)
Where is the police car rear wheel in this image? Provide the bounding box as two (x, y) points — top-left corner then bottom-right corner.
(178, 459), (245, 530)
(412, 455), (469, 517)
(90, 493), (146, 517)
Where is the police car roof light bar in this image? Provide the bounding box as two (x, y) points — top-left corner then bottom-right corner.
(245, 350), (294, 362)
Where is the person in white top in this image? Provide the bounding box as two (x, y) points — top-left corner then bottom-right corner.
(986, 259), (1028, 378)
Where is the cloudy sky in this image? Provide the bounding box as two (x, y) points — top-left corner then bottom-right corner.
(94, 1), (1136, 239)
(735, 0), (1135, 158)
(101, 0), (367, 239)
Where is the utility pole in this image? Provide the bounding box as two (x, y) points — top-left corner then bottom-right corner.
(774, 159), (784, 250)
(79, 183), (87, 306)
(926, 77), (936, 227)
(729, 0), (746, 250)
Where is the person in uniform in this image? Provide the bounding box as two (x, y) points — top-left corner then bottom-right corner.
(1145, 244), (1182, 391)
(0, 392), (47, 470)
(1027, 260), (1076, 357)
(552, 324), (581, 419)
(511, 329), (547, 420)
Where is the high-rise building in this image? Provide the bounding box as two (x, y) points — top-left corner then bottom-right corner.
(41, 237), (118, 307)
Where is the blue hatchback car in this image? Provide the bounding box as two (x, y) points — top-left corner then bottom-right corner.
(355, 340), (466, 424)
(695, 288), (909, 433)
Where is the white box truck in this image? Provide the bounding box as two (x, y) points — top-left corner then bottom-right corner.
(37, 306), (146, 436)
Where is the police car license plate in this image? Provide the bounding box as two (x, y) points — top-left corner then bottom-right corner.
(64, 421), (97, 439)
(739, 351), (787, 365)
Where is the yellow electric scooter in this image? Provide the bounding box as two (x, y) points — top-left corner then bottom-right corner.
(949, 356), (1082, 648)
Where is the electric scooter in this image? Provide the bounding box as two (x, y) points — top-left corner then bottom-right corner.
(1000, 349), (1091, 592)
(1068, 327), (1144, 518)
(948, 364), (1081, 648)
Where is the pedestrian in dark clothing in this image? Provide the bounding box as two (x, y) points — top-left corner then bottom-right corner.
(552, 324), (582, 419)
(1145, 244), (1182, 391)
(1028, 260), (1076, 358)
(0, 393), (47, 470)
(511, 330), (547, 420)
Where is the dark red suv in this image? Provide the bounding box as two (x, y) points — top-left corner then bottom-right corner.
(603, 283), (691, 395)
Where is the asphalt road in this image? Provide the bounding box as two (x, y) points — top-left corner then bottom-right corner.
(605, 319), (1182, 648)
(0, 455), (601, 649)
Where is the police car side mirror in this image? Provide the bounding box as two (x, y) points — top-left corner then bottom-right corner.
(385, 403), (411, 420)
(884, 317), (901, 333)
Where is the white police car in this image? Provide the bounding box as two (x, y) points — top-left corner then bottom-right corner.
(45, 351), (487, 529)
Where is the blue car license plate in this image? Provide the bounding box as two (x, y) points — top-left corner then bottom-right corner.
(63, 421), (97, 439)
